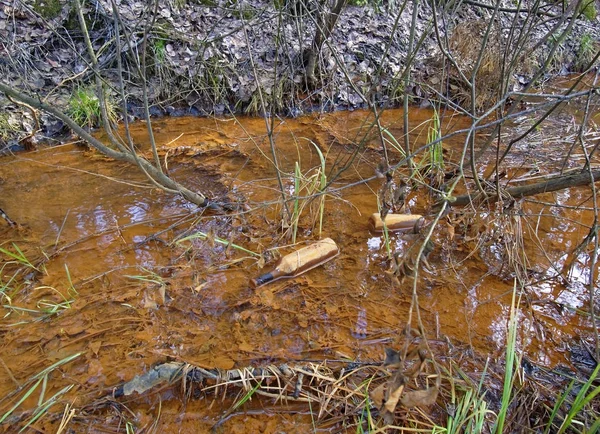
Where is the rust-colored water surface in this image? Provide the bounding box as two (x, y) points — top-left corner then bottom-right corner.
(0, 105), (598, 432)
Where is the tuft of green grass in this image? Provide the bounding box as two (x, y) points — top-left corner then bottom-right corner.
(311, 140), (327, 238)
(427, 107), (444, 173)
(347, 0), (382, 8)
(3, 283), (77, 322)
(356, 377), (376, 433)
(0, 352), (81, 431)
(380, 126), (407, 159)
(232, 6), (256, 20)
(0, 243), (40, 272)
(575, 32), (598, 71)
(125, 267), (165, 286)
(287, 139), (329, 242)
(68, 86), (118, 129)
(176, 231), (260, 257)
(244, 87), (263, 115)
(493, 282), (520, 434)
(33, 0), (62, 19)
(1, 263), (76, 323)
(445, 366), (492, 434)
(197, 56), (230, 107)
(544, 362), (600, 433)
(36, 285), (76, 313)
(379, 107), (445, 191)
(579, 0), (597, 21)
(0, 112), (20, 143)
(153, 38), (167, 64)
(0, 270), (18, 305)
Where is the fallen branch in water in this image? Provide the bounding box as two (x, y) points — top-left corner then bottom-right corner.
(105, 344), (440, 429)
(440, 167), (600, 208)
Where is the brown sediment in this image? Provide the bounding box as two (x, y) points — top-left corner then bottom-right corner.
(0, 106), (598, 432)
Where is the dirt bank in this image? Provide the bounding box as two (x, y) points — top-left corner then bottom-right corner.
(0, 0), (599, 149)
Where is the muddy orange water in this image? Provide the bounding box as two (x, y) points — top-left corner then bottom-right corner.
(0, 106), (598, 432)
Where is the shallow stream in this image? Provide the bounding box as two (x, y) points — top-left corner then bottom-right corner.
(0, 102), (598, 431)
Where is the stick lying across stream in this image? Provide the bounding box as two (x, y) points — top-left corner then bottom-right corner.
(440, 167), (600, 208)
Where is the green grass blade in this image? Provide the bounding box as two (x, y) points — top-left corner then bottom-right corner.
(586, 416), (600, 434)
(545, 380), (575, 434)
(381, 127), (406, 158)
(558, 363), (600, 434)
(309, 140), (327, 237)
(64, 264), (78, 297)
(0, 353), (81, 424)
(233, 381), (261, 410)
(0, 377), (44, 423)
(0, 244), (38, 271)
(493, 282), (520, 434)
(20, 384), (75, 433)
(125, 268), (164, 286)
(176, 232), (259, 257)
(293, 161), (301, 243)
(32, 352), (82, 381)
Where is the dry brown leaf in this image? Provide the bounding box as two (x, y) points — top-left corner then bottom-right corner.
(370, 383), (386, 408)
(86, 358), (105, 384)
(89, 340), (102, 356)
(446, 221), (455, 240)
(142, 294), (157, 309)
(258, 287), (275, 307)
(211, 354), (235, 370)
(400, 386), (439, 408)
(384, 381), (404, 414)
(384, 348), (401, 368)
(157, 285), (166, 305)
(193, 281), (208, 293)
(296, 314), (308, 328)
(239, 310), (253, 321)
(238, 342), (254, 352)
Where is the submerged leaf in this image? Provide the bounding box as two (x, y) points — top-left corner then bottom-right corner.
(370, 383), (386, 408)
(400, 386), (439, 408)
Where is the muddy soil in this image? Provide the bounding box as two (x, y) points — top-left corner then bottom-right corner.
(0, 104), (598, 431)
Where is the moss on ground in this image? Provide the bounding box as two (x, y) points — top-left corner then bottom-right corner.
(33, 0), (62, 19)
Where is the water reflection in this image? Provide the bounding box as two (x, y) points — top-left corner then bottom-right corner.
(352, 307), (368, 339)
(124, 201), (149, 223)
(367, 236), (381, 251)
(131, 235), (158, 270)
